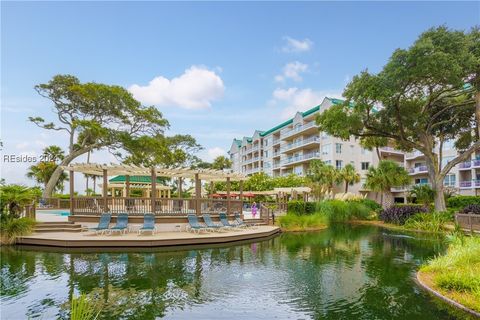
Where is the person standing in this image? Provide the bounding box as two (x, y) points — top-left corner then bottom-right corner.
(251, 201), (257, 219)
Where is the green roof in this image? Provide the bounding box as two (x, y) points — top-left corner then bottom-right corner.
(109, 175), (164, 183)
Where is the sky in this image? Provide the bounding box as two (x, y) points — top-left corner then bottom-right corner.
(1, 1), (479, 191)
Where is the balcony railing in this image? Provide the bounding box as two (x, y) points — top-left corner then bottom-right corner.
(460, 159), (480, 169)
(380, 147), (404, 154)
(408, 166), (428, 174)
(272, 138), (280, 145)
(460, 180), (480, 188)
(281, 136), (320, 152)
(281, 122), (316, 138)
(273, 162), (281, 169)
(283, 151), (320, 165)
(406, 151), (424, 159)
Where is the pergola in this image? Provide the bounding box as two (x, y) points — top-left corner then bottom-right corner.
(63, 163), (247, 216)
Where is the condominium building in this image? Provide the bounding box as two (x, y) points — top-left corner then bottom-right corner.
(228, 97), (480, 200)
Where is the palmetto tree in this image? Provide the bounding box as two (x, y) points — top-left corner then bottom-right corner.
(365, 160), (410, 208)
(339, 164), (361, 193)
(308, 160), (341, 195)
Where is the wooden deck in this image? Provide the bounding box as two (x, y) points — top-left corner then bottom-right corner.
(17, 225), (281, 248)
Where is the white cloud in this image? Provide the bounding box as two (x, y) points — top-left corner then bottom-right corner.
(270, 87), (343, 119)
(128, 66), (225, 110)
(205, 147), (227, 162)
(282, 36), (313, 53)
(275, 61), (308, 82)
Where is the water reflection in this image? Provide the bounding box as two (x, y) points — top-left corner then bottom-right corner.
(0, 225), (466, 319)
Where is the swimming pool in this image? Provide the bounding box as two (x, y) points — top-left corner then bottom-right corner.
(37, 209), (70, 216)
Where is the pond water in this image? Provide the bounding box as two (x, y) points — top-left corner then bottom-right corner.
(0, 224), (468, 319)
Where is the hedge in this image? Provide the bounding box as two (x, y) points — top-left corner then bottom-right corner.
(447, 196), (480, 209)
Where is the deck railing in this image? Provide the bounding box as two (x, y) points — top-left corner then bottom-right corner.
(38, 198), (70, 209)
(72, 197), (243, 216)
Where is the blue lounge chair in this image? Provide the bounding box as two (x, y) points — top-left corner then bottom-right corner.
(87, 213), (111, 235)
(219, 213), (242, 230)
(187, 214), (211, 233)
(234, 212), (257, 228)
(109, 213), (129, 235)
(138, 213), (158, 235)
(202, 213), (225, 232)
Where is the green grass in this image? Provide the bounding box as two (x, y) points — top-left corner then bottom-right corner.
(403, 211), (451, 233)
(420, 236), (480, 313)
(278, 213), (328, 231)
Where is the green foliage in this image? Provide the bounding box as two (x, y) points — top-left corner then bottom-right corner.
(27, 145), (68, 192)
(338, 163), (360, 193)
(408, 184), (435, 207)
(278, 213), (327, 231)
(211, 156), (232, 170)
(403, 211), (451, 232)
(0, 216), (36, 245)
(0, 184), (40, 217)
(287, 201), (316, 215)
(379, 204), (428, 225)
(349, 198), (382, 213)
(317, 200), (372, 223)
(307, 159), (340, 193)
(70, 294), (99, 320)
(421, 236), (480, 312)
(447, 196), (480, 209)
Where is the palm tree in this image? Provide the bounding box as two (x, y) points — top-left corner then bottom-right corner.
(26, 145), (68, 193)
(211, 156), (232, 170)
(365, 160), (410, 208)
(339, 164), (360, 193)
(307, 160), (341, 195)
(0, 184), (41, 217)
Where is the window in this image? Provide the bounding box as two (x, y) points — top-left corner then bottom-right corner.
(321, 144), (331, 155)
(361, 162), (370, 170)
(415, 178), (429, 185)
(336, 160), (343, 170)
(294, 165), (303, 175)
(321, 132), (329, 140)
(264, 151), (268, 158)
(444, 174), (456, 187)
(335, 143), (342, 154)
(264, 139), (268, 147)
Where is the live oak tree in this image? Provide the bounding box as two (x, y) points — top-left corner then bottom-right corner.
(317, 27), (480, 211)
(31, 74), (198, 198)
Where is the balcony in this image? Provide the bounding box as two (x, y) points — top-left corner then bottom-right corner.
(272, 138), (280, 145)
(273, 162), (281, 169)
(391, 186), (407, 192)
(460, 180), (480, 189)
(282, 151), (320, 166)
(408, 166), (428, 175)
(459, 159), (480, 170)
(281, 122), (316, 139)
(281, 136), (320, 153)
(273, 150), (281, 158)
(380, 147), (404, 155)
(406, 151), (424, 160)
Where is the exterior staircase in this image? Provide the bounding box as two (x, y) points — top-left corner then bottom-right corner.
(34, 221), (84, 233)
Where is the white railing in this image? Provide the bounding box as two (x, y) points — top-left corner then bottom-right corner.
(283, 151), (320, 165)
(281, 122), (316, 138)
(281, 136), (320, 152)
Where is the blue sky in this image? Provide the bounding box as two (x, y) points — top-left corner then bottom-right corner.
(1, 1), (479, 189)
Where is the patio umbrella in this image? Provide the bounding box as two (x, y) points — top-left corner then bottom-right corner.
(243, 192), (255, 198)
(211, 193), (222, 198)
(229, 193), (238, 198)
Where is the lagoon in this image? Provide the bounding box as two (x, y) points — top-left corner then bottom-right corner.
(0, 224), (466, 319)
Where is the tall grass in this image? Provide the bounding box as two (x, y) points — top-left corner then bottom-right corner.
(420, 236), (480, 312)
(0, 217), (36, 245)
(70, 294), (100, 320)
(403, 211), (451, 232)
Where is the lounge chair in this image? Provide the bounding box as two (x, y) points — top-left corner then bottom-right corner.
(87, 213), (111, 235)
(109, 213), (129, 235)
(202, 213), (226, 232)
(234, 212), (258, 228)
(187, 214), (211, 233)
(138, 213), (158, 235)
(219, 213), (242, 230)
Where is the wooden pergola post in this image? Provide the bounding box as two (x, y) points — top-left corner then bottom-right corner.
(125, 175), (130, 198)
(178, 177), (183, 198)
(195, 173), (201, 215)
(151, 167), (157, 214)
(226, 177), (231, 215)
(102, 169), (108, 212)
(69, 170), (74, 215)
(239, 180), (244, 201)
(210, 181), (214, 197)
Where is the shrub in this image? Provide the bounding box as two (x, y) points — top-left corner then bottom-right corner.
(379, 204), (428, 225)
(404, 211), (451, 232)
(278, 212), (327, 231)
(287, 200), (316, 215)
(348, 198), (382, 213)
(459, 204), (480, 215)
(0, 216), (36, 244)
(447, 196), (480, 209)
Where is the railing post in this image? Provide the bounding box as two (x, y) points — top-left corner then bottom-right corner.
(103, 169), (108, 213)
(151, 167), (157, 214)
(195, 173), (201, 216)
(226, 177), (231, 216)
(69, 169), (74, 216)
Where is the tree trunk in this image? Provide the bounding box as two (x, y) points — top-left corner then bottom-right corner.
(382, 191), (393, 208)
(475, 91), (480, 138)
(345, 181), (349, 193)
(424, 153), (447, 212)
(43, 146), (98, 198)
